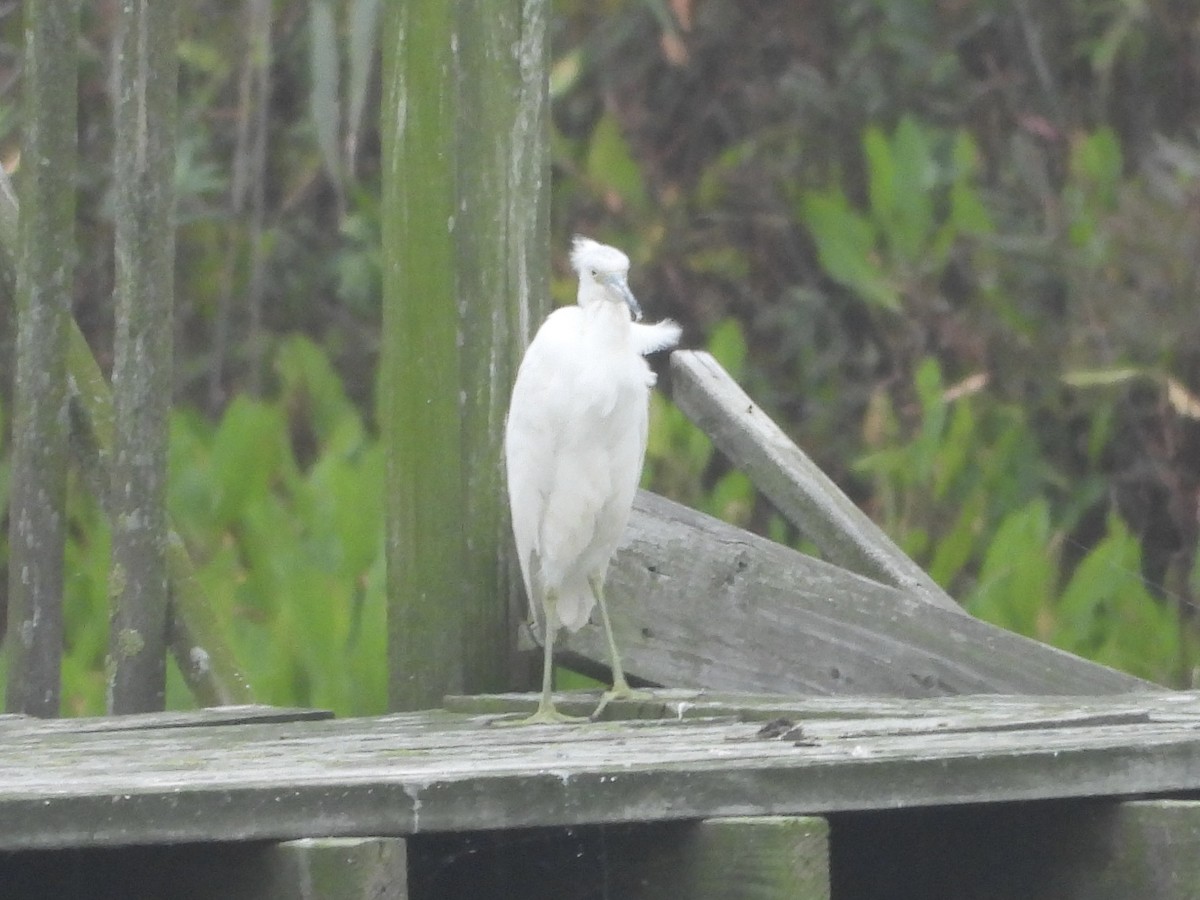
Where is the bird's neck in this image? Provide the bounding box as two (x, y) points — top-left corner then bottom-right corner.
(581, 299), (632, 345)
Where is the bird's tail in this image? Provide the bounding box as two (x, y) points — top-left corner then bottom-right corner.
(553, 579), (596, 632)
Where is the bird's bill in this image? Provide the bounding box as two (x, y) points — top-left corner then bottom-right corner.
(602, 273), (643, 321)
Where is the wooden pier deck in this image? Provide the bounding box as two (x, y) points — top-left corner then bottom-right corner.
(3, 690), (1200, 898)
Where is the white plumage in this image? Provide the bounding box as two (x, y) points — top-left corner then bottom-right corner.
(504, 237), (680, 723)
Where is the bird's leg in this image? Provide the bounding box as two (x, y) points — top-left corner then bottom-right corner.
(500, 589), (587, 725)
(589, 574), (652, 720)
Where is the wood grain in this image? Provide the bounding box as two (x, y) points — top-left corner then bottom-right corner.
(2, 693), (1200, 850)
(569, 491), (1154, 697)
(667, 350), (957, 612)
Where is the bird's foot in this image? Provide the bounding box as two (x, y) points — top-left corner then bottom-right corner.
(493, 699), (589, 726)
(590, 680), (655, 720)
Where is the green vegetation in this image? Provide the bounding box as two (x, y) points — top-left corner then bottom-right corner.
(33, 337), (388, 716)
(1, 0), (1199, 712)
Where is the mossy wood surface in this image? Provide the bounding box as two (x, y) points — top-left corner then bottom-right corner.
(6, 0), (78, 717)
(573, 491), (1152, 696)
(108, 0), (180, 714)
(3, 692), (1200, 850)
(381, 0), (548, 710)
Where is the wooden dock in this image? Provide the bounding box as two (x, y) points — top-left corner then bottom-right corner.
(3, 691), (1200, 898)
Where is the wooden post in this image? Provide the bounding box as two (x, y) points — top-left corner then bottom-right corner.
(455, 1), (549, 695)
(679, 817), (830, 900)
(252, 838), (408, 900)
(0, 169), (254, 709)
(381, 0), (547, 710)
(6, 0), (79, 717)
(107, 0), (179, 714)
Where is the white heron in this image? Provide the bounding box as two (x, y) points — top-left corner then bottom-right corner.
(505, 237), (681, 723)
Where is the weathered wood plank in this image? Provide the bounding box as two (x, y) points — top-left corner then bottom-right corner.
(0, 704), (331, 736)
(580, 491), (1153, 696)
(446, 688), (1195, 731)
(668, 349), (957, 611)
(0, 694), (1199, 850)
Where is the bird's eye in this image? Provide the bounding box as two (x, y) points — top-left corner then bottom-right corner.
(590, 268), (598, 278)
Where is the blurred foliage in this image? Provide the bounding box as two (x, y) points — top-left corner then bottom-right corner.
(2, 337), (387, 716)
(551, 0), (1200, 688)
(0, 0), (1199, 711)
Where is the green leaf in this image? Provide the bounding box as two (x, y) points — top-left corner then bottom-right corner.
(706, 318), (747, 381)
(585, 113), (648, 213)
(801, 189), (900, 311)
(705, 470), (755, 527)
(933, 396), (976, 500)
(948, 131), (993, 235)
(886, 115), (935, 261)
(1055, 516), (1138, 638)
(209, 397), (289, 526)
(1070, 127), (1123, 209)
(694, 139), (756, 210)
(863, 125), (897, 234)
(928, 487), (985, 587)
(274, 334), (360, 447)
(966, 499), (1054, 636)
(911, 356), (946, 483)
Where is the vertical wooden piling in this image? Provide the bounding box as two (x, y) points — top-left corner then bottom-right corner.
(0, 168), (255, 708)
(382, 0), (465, 710)
(455, 1), (549, 694)
(381, 0), (548, 709)
(107, 0), (180, 713)
(6, 0), (79, 717)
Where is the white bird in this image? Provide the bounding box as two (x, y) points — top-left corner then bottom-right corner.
(505, 237), (681, 723)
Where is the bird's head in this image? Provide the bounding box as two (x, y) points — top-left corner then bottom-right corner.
(570, 236), (643, 321)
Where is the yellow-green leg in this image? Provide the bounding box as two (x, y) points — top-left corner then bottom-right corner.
(500, 588), (587, 725)
(589, 574), (652, 719)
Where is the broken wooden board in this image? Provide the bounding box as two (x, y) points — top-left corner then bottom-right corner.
(667, 349), (956, 611)
(591, 491), (1153, 697)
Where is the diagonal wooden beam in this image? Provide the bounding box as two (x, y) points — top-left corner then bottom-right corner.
(565, 491), (1156, 696)
(668, 349), (961, 612)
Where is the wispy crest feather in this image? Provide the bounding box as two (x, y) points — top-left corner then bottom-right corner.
(570, 235), (630, 276)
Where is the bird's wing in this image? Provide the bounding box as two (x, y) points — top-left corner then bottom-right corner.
(631, 319), (681, 356)
(504, 308), (584, 613)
